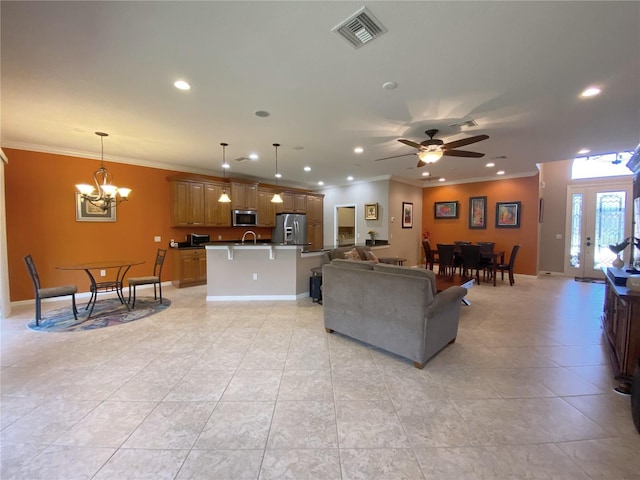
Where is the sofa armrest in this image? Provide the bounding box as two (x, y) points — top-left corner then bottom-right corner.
(425, 286), (467, 317)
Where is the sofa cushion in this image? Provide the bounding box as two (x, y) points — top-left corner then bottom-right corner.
(329, 259), (376, 270)
(344, 247), (362, 261)
(373, 263), (437, 297)
(365, 250), (380, 263)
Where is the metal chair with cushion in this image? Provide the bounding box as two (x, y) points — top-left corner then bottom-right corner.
(495, 244), (521, 286)
(23, 254), (78, 325)
(127, 249), (167, 308)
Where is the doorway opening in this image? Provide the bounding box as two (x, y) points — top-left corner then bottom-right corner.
(335, 205), (356, 247)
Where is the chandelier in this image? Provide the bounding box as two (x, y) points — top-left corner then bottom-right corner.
(218, 142), (231, 203)
(76, 132), (131, 211)
(271, 143), (283, 203)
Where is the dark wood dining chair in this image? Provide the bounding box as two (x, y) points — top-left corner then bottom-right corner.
(477, 242), (496, 281)
(422, 239), (438, 270)
(23, 254), (78, 325)
(459, 244), (482, 284)
(436, 244), (456, 277)
(495, 244), (521, 286)
(127, 249), (167, 308)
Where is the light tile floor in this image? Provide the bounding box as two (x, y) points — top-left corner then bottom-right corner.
(2, 275), (640, 479)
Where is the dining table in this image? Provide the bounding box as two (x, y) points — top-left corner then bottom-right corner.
(430, 246), (505, 286)
(57, 260), (144, 318)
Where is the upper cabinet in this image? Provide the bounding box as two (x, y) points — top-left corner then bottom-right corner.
(306, 194), (324, 251)
(169, 176), (231, 227)
(257, 187), (276, 227)
(231, 181), (258, 211)
(276, 191), (307, 213)
(171, 180), (205, 227)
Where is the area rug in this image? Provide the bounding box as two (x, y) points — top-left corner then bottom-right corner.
(28, 297), (171, 333)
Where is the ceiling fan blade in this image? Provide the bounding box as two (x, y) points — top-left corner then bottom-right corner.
(443, 134), (489, 150)
(374, 152), (416, 162)
(398, 139), (422, 149)
(443, 149), (485, 158)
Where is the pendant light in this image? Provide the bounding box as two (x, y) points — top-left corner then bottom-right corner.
(218, 142), (231, 203)
(271, 143), (283, 203)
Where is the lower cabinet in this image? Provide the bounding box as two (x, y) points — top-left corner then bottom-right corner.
(602, 269), (640, 389)
(171, 248), (207, 288)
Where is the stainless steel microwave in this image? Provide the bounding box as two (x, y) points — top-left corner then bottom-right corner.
(232, 210), (258, 226)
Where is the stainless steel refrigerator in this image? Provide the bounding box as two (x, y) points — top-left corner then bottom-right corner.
(272, 213), (308, 245)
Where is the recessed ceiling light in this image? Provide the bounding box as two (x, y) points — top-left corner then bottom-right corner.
(317, 181), (324, 186)
(578, 148), (590, 155)
(275, 173), (282, 178)
(354, 147), (364, 154)
(438, 178), (445, 182)
(485, 162), (495, 167)
(421, 172), (430, 177)
(174, 80), (191, 90)
(249, 153), (259, 160)
(254, 110), (270, 117)
(304, 166), (311, 172)
(347, 176), (354, 181)
(581, 86), (601, 97)
(382, 81), (397, 90)
(222, 163), (230, 169)
(497, 170), (505, 175)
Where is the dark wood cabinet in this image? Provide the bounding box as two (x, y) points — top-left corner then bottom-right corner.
(602, 269), (640, 388)
(171, 248), (207, 288)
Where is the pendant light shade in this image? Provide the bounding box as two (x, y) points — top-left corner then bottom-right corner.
(271, 143), (283, 203)
(218, 142), (231, 203)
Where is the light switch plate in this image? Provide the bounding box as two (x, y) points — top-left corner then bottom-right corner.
(154, 236), (161, 242)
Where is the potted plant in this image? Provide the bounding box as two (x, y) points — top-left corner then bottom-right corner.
(368, 229), (376, 245)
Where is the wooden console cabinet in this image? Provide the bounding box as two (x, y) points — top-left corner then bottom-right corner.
(602, 268), (640, 389)
(171, 248), (207, 288)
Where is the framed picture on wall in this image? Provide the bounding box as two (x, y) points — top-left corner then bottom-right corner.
(434, 201), (459, 219)
(496, 201), (521, 228)
(364, 203), (378, 220)
(469, 196), (487, 229)
(75, 193), (116, 222)
(402, 202), (413, 228)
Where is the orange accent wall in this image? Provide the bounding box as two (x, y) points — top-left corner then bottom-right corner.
(421, 175), (539, 275)
(4, 149), (272, 301)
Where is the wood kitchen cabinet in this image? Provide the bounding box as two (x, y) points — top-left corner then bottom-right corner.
(257, 187), (276, 227)
(306, 194), (324, 251)
(170, 180), (205, 227)
(171, 248), (207, 288)
(277, 191), (307, 213)
(231, 181), (258, 211)
(602, 268), (640, 391)
(204, 182), (231, 226)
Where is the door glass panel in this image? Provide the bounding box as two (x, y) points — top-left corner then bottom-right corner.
(569, 193), (583, 268)
(594, 191), (626, 269)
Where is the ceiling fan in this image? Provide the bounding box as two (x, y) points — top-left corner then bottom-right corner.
(375, 129), (489, 167)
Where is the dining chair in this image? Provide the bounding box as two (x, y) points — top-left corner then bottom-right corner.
(477, 242), (496, 281)
(436, 244), (456, 277)
(495, 244), (521, 286)
(459, 244), (482, 284)
(23, 254), (78, 325)
(422, 239), (438, 270)
(127, 249), (167, 308)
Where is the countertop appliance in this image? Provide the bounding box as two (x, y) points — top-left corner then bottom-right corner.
(189, 233), (210, 246)
(233, 210), (258, 227)
(273, 213), (308, 245)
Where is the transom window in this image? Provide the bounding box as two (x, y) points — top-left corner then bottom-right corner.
(572, 151), (633, 180)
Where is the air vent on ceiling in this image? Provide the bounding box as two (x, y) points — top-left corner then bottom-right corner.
(234, 157), (250, 163)
(449, 119), (479, 129)
(332, 7), (387, 49)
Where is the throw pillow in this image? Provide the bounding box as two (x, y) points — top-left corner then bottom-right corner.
(344, 247), (361, 261)
(365, 251), (380, 263)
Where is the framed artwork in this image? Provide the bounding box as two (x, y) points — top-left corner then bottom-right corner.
(75, 193), (116, 222)
(402, 202), (413, 228)
(434, 201), (459, 219)
(469, 196), (487, 229)
(496, 201), (521, 228)
(365, 203), (378, 220)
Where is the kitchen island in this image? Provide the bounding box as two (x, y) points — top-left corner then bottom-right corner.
(205, 243), (325, 301)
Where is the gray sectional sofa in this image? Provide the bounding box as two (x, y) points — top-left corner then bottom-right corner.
(322, 259), (467, 368)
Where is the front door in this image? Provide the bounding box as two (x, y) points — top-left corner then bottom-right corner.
(565, 182), (632, 278)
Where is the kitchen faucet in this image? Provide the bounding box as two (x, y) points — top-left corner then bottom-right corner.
(241, 230), (257, 244)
